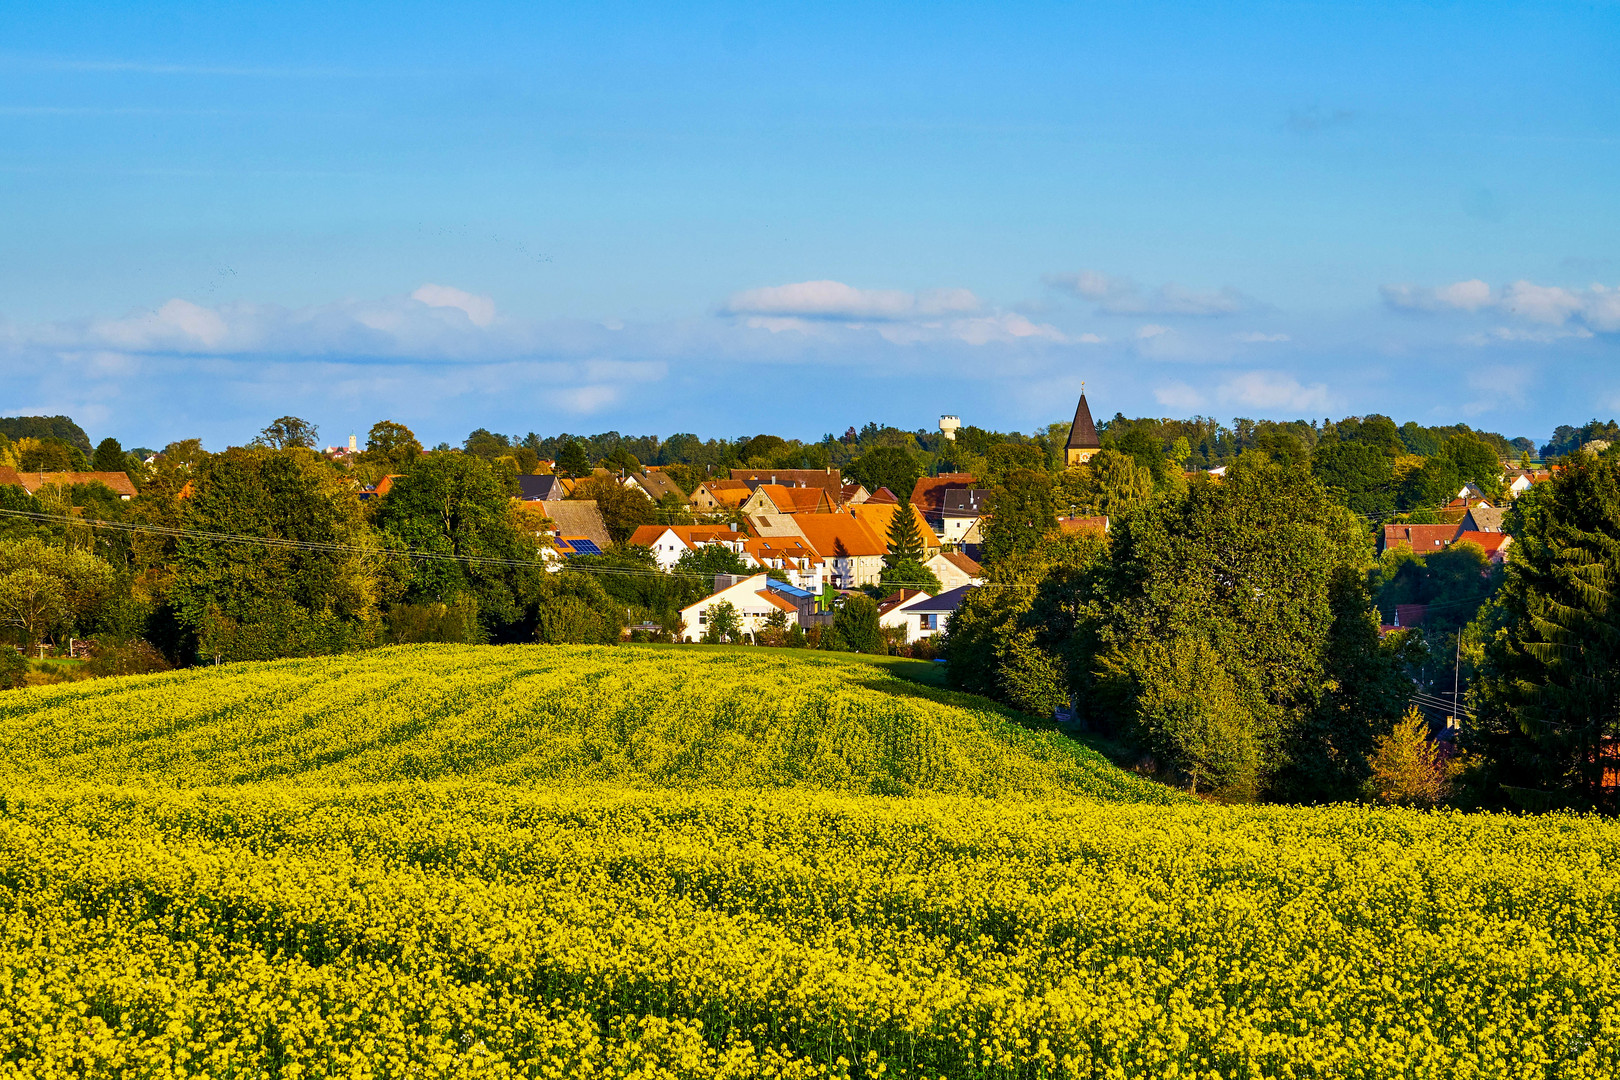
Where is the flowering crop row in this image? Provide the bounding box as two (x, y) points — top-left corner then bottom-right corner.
(2, 782), (1618, 1078)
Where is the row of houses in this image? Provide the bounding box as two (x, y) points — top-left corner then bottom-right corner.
(1380, 497), (1515, 563)
(630, 519), (984, 595)
(677, 571), (978, 644)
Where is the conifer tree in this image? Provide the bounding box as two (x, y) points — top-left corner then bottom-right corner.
(555, 440), (592, 479)
(1471, 452), (1620, 808)
(884, 504), (925, 570)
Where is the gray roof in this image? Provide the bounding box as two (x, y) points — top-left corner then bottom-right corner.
(516, 474), (563, 501)
(1464, 505), (1507, 532)
(905, 585), (977, 614)
(938, 489), (992, 515)
(539, 500), (612, 549)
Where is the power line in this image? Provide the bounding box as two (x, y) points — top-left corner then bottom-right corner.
(0, 507), (970, 592)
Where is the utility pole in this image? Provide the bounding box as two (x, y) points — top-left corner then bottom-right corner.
(1452, 633), (1462, 729)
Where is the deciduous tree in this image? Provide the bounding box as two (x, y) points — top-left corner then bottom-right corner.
(253, 417), (320, 451)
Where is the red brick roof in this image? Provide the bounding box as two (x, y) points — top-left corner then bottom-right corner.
(0, 468), (137, 498)
(910, 473), (976, 511)
(792, 514), (887, 558)
(1382, 524), (1459, 552)
(729, 468), (842, 495)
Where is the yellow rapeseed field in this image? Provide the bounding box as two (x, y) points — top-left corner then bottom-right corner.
(0, 646), (1615, 1078)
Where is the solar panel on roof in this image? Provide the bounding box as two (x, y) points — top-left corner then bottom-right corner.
(564, 538), (603, 556)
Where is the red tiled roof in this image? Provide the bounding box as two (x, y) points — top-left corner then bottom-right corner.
(628, 524), (744, 548)
(877, 588), (928, 616)
(754, 484), (829, 514)
(792, 514), (888, 558)
(846, 501), (941, 549)
(1456, 531), (1512, 558)
(1382, 524), (1460, 552)
(1394, 603), (1428, 628)
(743, 536), (823, 565)
(909, 473), (976, 511)
(729, 468), (842, 495)
(0, 468), (137, 498)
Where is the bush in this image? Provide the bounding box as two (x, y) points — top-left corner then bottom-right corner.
(0, 648), (24, 690)
(84, 640), (173, 679)
(825, 595), (884, 654)
(534, 572), (624, 645)
(386, 595), (485, 644)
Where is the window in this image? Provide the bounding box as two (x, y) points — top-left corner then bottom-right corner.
(920, 613), (937, 631)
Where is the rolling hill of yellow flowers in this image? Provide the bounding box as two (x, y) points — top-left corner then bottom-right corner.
(1, 645), (1617, 1078)
(0, 644), (1173, 800)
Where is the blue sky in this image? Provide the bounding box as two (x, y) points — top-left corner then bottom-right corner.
(2, 1), (1617, 450)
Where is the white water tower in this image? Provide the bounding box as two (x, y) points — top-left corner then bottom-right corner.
(939, 415), (961, 441)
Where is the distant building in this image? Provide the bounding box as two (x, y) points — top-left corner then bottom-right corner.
(926, 551), (984, 590)
(898, 585), (977, 639)
(627, 525), (748, 571)
(678, 573), (800, 642)
(1064, 390), (1101, 467)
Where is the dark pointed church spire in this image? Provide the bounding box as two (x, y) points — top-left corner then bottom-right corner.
(1065, 386), (1100, 457)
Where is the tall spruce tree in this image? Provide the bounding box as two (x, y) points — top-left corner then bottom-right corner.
(1470, 453), (1620, 809)
(883, 504), (924, 569)
(91, 437), (126, 473)
(555, 440), (592, 479)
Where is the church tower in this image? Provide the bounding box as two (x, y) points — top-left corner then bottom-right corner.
(1064, 387), (1101, 467)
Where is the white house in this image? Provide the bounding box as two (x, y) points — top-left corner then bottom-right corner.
(900, 586), (978, 640)
(877, 589), (934, 636)
(743, 537), (827, 593)
(927, 488), (990, 546)
(628, 525), (749, 571)
(679, 573), (799, 642)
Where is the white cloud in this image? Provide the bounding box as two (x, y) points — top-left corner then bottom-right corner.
(1136, 324), (1171, 339)
(411, 283), (496, 327)
(1499, 280), (1585, 325)
(93, 298), (232, 350)
(1154, 381), (1205, 410)
(1381, 279), (1494, 313)
(1382, 277), (1620, 333)
(1233, 331), (1291, 343)
(1045, 270), (1257, 317)
(1217, 371), (1331, 411)
(946, 313), (1071, 345)
(554, 385), (620, 413)
(1463, 325), (1594, 345)
(723, 280), (980, 321)
(722, 279), (1072, 347)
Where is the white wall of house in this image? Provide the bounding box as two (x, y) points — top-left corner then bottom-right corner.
(931, 513), (980, 545)
(641, 528), (692, 571)
(679, 574), (798, 642)
(903, 607), (948, 639)
(879, 592), (933, 635)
